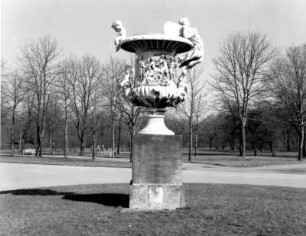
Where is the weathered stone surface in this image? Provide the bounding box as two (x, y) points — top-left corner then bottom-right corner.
(130, 135), (185, 210)
(163, 185), (184, 209)
(132, 135), (182, 185)
(148, 186), (164, 209)
(130, 184), (185, 210)
(129, 185), (148, 209)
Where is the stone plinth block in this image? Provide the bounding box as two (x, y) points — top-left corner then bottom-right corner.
(130, 135), (185, 210)
(130, 184), (185, 210)
(132, 135), (182, 185)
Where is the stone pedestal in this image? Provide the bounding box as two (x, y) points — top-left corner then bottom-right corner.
(130, 135), (185, 210)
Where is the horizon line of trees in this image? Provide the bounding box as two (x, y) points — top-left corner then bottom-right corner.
(1, 31), (306, 161)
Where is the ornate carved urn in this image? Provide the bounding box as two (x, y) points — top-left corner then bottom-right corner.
(119, 34), (193, 135)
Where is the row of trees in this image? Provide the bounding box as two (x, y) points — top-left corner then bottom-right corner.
(211, 31), (306, 161)
(200, 101), (298, 155)
(1, 31), (306, 161)
(1, 36), (146, 160)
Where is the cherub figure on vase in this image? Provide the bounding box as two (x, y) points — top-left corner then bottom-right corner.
(178, 17), (204, 71)
(163, 17), (204, 100)
(111, 20), (126, 51)
(175, 17), (204, 100)
(120, 66), (134, 98)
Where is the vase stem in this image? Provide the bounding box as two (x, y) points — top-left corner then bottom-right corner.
(138, 109), (174, 135)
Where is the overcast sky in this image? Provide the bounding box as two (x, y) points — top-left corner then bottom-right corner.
(2, 0), (306, 77)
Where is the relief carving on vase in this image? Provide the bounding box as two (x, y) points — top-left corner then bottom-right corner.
(138, 55), (177, 87)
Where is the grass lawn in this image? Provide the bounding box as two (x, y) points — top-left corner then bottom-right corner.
(0, 149), (302, 168)
(186, 155), (300, 167)
(1, 183), (306, 236)
(0, 155), (132, 168)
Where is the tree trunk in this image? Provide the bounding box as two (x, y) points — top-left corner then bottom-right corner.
(253, 141), (257, 156)
(298, 124), (304, 161)
(230, 139), (235, 150)
(269, 142), (275, 157)
(286, 126), (291, 151)
(253, 134), (257, 156)
(19, 129), (22, 154)
(80, 136), (85, 156)
(117, 116), (122, 155)
(10, 108), (16, 156)
(111, 114), (115, 158)
(188, 121), (193, 162)
(50, 123), (54, 155)
(303, 126), (306, 157)
(240, 117), (247, 157)
(194, 133), (198, 156)
(63, 116), (68, 158)
(129, 127), (135, 163)
(36, 123), (42, 157)
(92, 131), (96, 160)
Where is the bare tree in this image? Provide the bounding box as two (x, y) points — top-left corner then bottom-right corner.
(212, 31), (278, 157)
(19, 85), (36, 152)
(268, 44), (306, 161)
(57, 58), (76, 158)
(101, 58), (126, 157)
(117, 97), (144, 162)
(1, 69), (24, 156)
(45, 95), (61, 155)
(88, 92), (106, 160)
(68, 55), (102, 156)
(177, 68), (206, 162)
(1, 60), (10, 146)
(19, 36), (60, 157)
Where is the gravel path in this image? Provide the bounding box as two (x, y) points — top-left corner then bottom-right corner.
(1, 162), (306, 191)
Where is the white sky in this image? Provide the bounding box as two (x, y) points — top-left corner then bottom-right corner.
(1, 0), (306, 80)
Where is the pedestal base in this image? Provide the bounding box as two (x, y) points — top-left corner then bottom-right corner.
(130, 184), (185, 210)
(130, 134), (185, 210)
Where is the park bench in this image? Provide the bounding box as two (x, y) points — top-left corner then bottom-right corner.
(102, 149), (117, 158)
(23, 148), (36, 155)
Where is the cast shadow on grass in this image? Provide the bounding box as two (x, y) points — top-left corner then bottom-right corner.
(0, 189), (72, 196)
(62, 193), (129, 208)
(0, 189), (129, 208)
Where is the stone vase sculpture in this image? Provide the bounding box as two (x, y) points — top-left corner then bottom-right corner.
(113, 19), (203, 210)
(119, 34), (193, 137)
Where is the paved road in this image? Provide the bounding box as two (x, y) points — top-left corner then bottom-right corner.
(1, 162), (306, 191)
